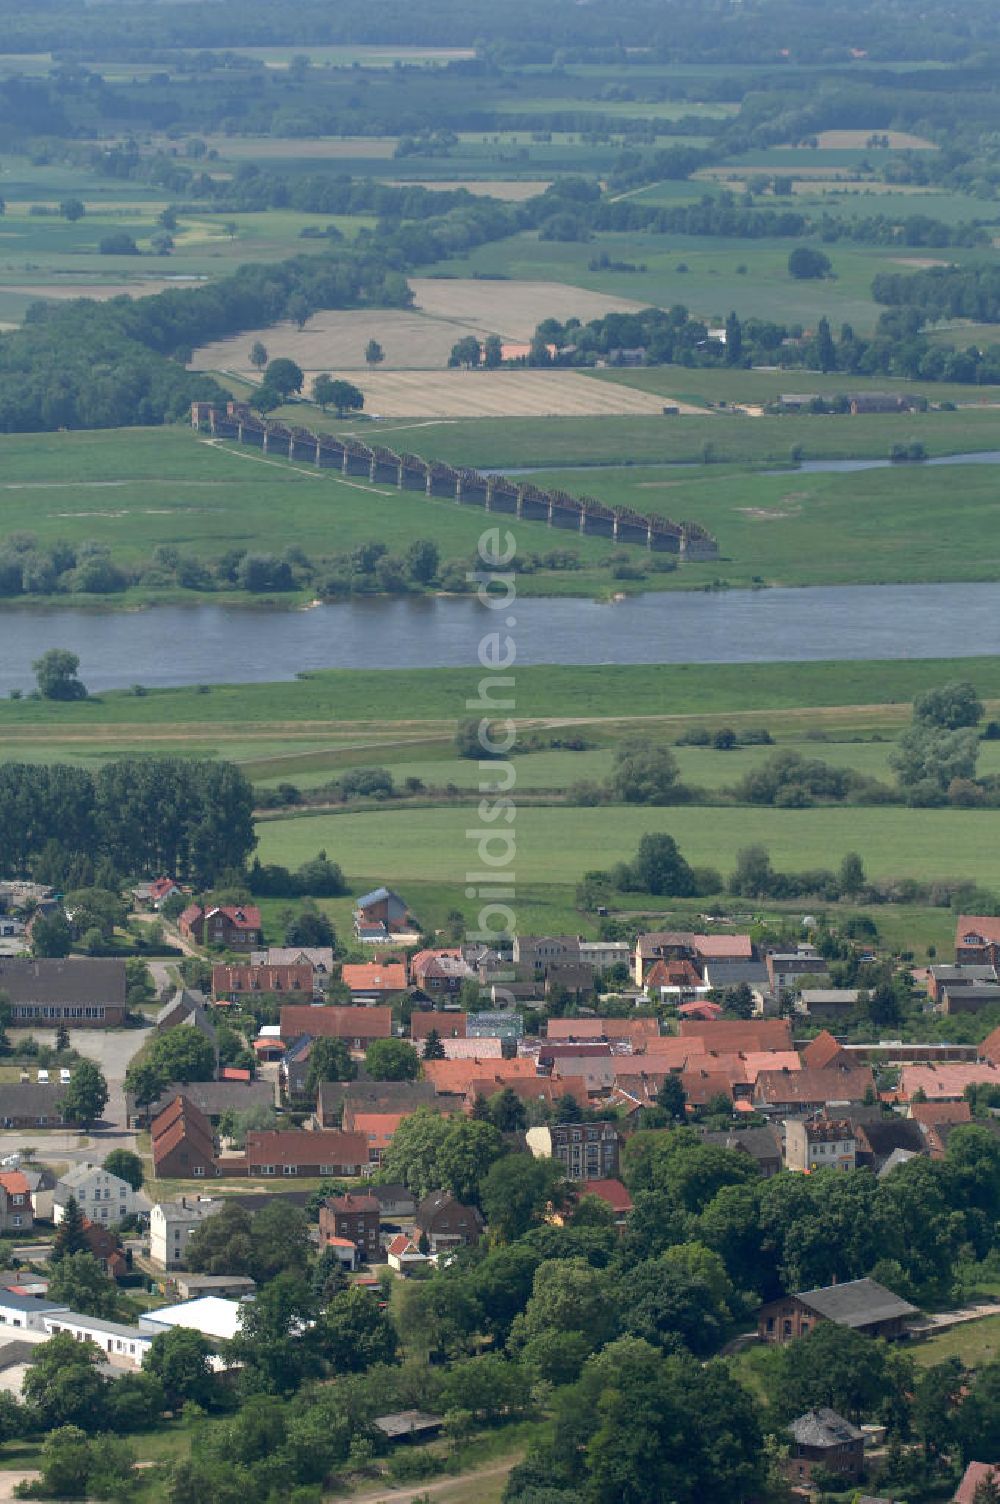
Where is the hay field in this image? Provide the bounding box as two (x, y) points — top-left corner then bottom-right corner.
(327, 369), (673, 417)
(808, 129), (938, 150)
(8, 278), (205, 301)
(387, 180), (552, 200)
(190, 280), (652, 374)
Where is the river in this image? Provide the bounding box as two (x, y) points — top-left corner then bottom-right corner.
(2, 581), (1000, 693)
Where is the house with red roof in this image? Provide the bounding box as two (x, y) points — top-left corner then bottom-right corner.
(801, 1031), (852, 1071)
(151, 1096), (218, 1181)
(899, 1061), (1000, 1103)
(955, 1462), (1000, 1504)
(0, 1170), (32, 1233)
(955, 915), (1000, 967)
(348, 1112), (406, 1165)
(242, 1129), (368, 1178)
(180, 904), (262, 952)
(411, 1010), (467, 1043)
(387, 1233), (428, 1273)
(279, 1005), (392, 1049)
(409, 949), (475, 997)
(341, 962), (408, 1002)
(212, 962), (313, 1003)
(678, 1019), (794, 1052)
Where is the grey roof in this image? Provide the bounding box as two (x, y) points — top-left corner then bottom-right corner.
(0, 1084), (66, 1119)
(800, 989), (860, 1005)
(370, 1183), (414, 1206)
(144, 1080), (274, 1120)
(878, 1147), (918, 1179)
(789, 1408), (863, 1448)
(0, 1292), (66, 1314)
(155, 989), (215, 1038)
(57, 1163), (130, 1192)
(318, 1079), (441, 1117)
(374, 1410), (443, 1439)
(251, 948), (334, 972)
(930, 965), (996, 983)
(702, 1127), (781, 1162)
(701, 960), (770, 987)
(0, 957), (125, 1007)
(796, 1277), (918, 1327)
(47, 1312), (149, 1341)
(858, 1120), (925, 1159)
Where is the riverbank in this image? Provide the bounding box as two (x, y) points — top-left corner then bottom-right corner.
(3, 655), (1000, 728)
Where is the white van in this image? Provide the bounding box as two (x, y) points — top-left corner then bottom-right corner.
(59, 1068), (72, 1085)
(36, 1069), (49, 1084)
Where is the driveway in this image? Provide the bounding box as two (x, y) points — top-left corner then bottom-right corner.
(8, 1025), (150, 1142)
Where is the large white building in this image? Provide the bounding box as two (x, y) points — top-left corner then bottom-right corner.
(53, 1164), (139, 1226)
(149, 1196), (223, 1271)
(139, 1296), (246, 1345)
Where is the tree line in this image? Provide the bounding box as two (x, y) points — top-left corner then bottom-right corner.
(0, 759), (255, 884)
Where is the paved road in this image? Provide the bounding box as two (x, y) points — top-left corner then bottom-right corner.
(328, 1457), (522, 1504)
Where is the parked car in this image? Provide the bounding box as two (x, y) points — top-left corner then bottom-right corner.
(59, 1068), (72, 1085)
(36, 1070), (49, 1084)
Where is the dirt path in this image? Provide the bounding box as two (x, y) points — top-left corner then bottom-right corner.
(0, 1472), (38, 1499)
(327, 1456), (521, 1504)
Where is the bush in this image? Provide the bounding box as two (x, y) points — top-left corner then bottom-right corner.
(98, 232), (139, 256)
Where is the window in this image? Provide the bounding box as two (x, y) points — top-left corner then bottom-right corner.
(193, 1166), (205, 1178)
(283, 1165), (298, 1176)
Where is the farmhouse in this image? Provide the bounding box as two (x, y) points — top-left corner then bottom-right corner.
(353, 887), (415, 942)
(757, 1277), (918, 1345)
(955, 915), (1000, 967)
(179, 904), (262, 952)
(0, 957), (126, 1027)
(415, 1191), (483, 1251)
(786, 1410), (864, 1488)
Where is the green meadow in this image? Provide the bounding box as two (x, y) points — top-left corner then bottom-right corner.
(254, 801), (1000, 889)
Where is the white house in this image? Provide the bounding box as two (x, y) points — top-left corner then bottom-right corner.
(54, 1164), (139, 1226)
(0, 1292), (68, 1333)
(149, 1197), (223, 1271)
(41, 1311), (153, 1368)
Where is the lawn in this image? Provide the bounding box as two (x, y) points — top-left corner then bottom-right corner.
(254, 802), (1000, 889)
(911, 1315), (1000, 1370)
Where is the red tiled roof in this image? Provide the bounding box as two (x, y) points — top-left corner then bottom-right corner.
(422, 1057), (537, 1094)
(207, 905), (262, 930)
(638, 1037), (695, 1069)
(647, 958), (702, 988)
(219, 1067), (251, 1082)
(910, 1099), (972, 1126)
(411, 1011), (467, 1041)
(280, 1005), (392, 1042)
(678, 1001), (723, 1020)
(678, 1019), (794, 1052)
(351, 1112), (405, 1148)
(0, 1171), (29, 1197)
(692, 934), (753, 959)
(956, 914), (1000, 947)
(980, 1026), (1000, 1065)
(754, 1064), (874, 1106)
(463, 1075), (590, 1112)
(581, 1178), (633, 1214)
(342, 962), (408, 993)
(325, 1192), (379, 1213)
(680, 1069), (734, 1107)
(213, 963), (312, 996)
(387, 1233), (421, 1258)
(546, 1017), (659, 1042)
(245, 1130), (368, 1168)
(151, 1094), (215, 1169)
(802, 1030), (849, 1070)
(900, 1062), (1000, 1102)
(955, 1462), (1000, 1504)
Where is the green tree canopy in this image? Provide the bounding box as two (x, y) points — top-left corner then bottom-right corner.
(364, 1038), (420, 1081)
(33, 649), (88, 700)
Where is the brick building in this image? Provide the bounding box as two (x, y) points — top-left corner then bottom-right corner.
(319, 1193), (380, 1262)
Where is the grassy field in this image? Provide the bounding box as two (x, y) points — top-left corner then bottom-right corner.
(255, 802), (1000, 888)
(911, 1315), (1000, 1369)
(5, 655), (1000, 728)
(416, 228), (972, 333)
(12, 422), (1000, 599)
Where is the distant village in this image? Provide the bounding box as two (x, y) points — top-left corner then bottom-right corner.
(1, 871), (1000, 1498)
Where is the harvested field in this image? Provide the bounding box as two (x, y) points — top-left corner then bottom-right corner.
(197, 135), (398, 160)
(386, 180), (552, 200)
(315, 369), (674, 417)
(11, 279), (205, 301)
(807, 129), (938, 150)
(190, 280), (653, 374)
(408, 278), (649, 340)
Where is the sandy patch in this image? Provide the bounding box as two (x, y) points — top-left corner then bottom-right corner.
(737, 506), (801, 521)
(891, 257), (951, 268)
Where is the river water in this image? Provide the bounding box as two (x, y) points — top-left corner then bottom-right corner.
(2, 581), (1000, 694)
